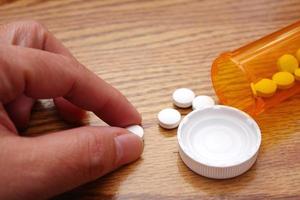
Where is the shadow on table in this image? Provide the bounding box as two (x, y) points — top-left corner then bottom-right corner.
(255, 94), (300, 147)
(23, 100), (89, 136)
(177, 153), (257, 196)
(53, 159), (142, 200)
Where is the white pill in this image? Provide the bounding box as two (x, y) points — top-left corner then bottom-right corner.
(172, 88), (195, 108)
(192, 95), (215, 110)
(126, 125), (144, 139)
(158, 108), (181, 129)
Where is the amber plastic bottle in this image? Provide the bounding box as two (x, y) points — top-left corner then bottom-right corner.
(212, 21), (300, 115)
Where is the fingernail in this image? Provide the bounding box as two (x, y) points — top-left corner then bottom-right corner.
(114, 133), (143, 166)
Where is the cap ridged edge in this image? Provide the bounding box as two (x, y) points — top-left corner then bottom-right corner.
(178, 143), (259, 179)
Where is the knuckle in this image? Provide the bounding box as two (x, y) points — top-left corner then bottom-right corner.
(22, 20), (46, 31)
(13, 20), (48, 49)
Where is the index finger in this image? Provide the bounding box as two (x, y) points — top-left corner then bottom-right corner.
(0, 20), (73, 57)
(0, 45), (141, 127)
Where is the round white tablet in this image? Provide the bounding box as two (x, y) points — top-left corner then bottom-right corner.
(177, 105), (261, 179)
(192, 95), (215, 110)
(126, 125), (144, 139)
(158, 108), (181, 129)
(172, 88), (195, 108)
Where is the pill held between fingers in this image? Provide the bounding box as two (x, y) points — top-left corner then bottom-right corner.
(192, 95), (215, 110)
(172, 88), (195, 108)
(158, 108), (181, 129)
(277, 54), (299, 73)
(126, 125), (144, 139)
(252, 79), (277, 98)
(272, 71), (295, 89)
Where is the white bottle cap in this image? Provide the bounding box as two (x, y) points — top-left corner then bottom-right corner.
(177, 105), (261, 179)
(172, 88), (195, 108)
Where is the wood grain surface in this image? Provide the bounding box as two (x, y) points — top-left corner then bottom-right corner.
(0, 0), (300, 199)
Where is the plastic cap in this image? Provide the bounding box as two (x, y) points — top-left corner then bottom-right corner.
(177, 105), (261, 179)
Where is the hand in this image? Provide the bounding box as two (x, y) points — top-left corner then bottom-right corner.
(0, 21), (143, 200)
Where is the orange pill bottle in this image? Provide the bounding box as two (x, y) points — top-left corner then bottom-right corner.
(211, 21), (300, 115)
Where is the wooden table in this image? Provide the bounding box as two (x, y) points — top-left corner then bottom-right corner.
(1, 0), (300, 199)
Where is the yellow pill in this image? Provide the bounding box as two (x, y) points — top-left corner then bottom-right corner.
(294, 68), (300, 81)
(296, 48), (300, 61)
(277, 54), (299, 73)
(252, 79), (277, 98)
(272, 72), (295, 89)
(272, 71), (295, 89)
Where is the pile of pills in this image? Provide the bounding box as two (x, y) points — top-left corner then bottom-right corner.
(251, 50), (300, 98)
(158, 88), (215, 129)
(125, 88), (216, 138)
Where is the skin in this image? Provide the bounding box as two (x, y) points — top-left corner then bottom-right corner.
(0, 21), (143, 200)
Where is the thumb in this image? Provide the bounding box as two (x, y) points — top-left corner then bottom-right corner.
(7, 126), (143, 199)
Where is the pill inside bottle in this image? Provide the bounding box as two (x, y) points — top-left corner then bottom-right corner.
(277, 54), (299, 73)
(251, 79), (277, 98)
(294, 68), (300, 80)
(272, 71), (295, 89)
